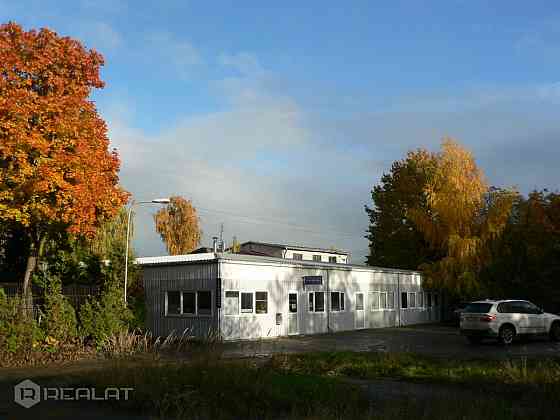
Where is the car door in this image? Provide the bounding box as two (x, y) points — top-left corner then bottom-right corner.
(522, 301), (546, 334)
(509, 301), (530, 333)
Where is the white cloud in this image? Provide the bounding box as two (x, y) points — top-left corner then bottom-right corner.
(144, 32), (204, 79)
(77, 21), (123, 52)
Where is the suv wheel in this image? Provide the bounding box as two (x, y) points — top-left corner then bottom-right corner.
(499, 325), (515, 345)
(549, 322), (560, 342)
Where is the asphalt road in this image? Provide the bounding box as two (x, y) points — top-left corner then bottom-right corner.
(222, 324), (560, 359)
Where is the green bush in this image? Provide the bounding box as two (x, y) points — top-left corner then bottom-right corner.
(42, 277), (78, 342)
(0, 288), (44, 355)
(79, 283), (133, 348)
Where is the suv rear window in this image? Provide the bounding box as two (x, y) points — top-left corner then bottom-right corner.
(464, 303), (492, 313)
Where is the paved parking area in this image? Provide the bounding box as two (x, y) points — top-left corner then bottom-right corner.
(222, 324), (560, 359)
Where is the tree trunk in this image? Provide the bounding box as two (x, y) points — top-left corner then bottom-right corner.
(22, 247), (37, 315)
(21, 234), (45, 315)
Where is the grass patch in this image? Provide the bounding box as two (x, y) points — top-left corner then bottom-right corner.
(268, 351), (560, 387)
(13, 352), (560, 419)
(81, 358), (368, 419)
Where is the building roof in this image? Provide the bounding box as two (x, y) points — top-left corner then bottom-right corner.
(190, 247), (214, 254)
(241, 241), (349, 256)
(135, 252), (420, 275)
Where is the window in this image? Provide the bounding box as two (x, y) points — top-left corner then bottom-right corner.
(182, 292), (196, 314)
(434, 294), (439, 306)
(329, 256), (337, 263)
(379, 292), (387, 309)
(289, 293), (297, 313)
(166, 290), (211, 316)
(409, 292), (416, 308)
(370, 292), (380, 311)
(330, 291), (344, 311)
(255, 292), (268, 314)
(309, 292), (325, 312)
(224, 291), (239, 316)
(356, 293), (364, 310)
(293, 253), (303, 260)
(466, 303), (493, 313)
(387, 292), (395, 309)
(500, 301), (540, 315)
(167, 291), (181, 315)
(370, 291), (396, 310)
(427, 293), (432, 308)
(241, 292), (253, 313)
(313, 255), (322, 262)
(417, 292), (424, 308)
(401, 292), (408, 309)
(197, 291), (212, 315)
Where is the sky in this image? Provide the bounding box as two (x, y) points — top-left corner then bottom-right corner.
(3, 1), (560, 263)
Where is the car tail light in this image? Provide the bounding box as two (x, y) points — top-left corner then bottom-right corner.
(480, 314), (496, 322)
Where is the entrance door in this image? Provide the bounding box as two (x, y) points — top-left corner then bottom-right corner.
(288, 292), (298, 335)
(355, 293), (365, 329)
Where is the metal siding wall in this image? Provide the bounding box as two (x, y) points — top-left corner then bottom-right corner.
(143, 263), (219, 337)
(144, 260), (439, 341)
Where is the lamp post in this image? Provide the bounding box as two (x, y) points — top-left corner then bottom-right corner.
(124, 198), (170, 305)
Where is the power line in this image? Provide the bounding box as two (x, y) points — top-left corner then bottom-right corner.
(195, 207), (363, 239)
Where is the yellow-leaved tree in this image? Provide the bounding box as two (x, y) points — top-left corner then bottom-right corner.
(153, 196), (202, 255)
(408, 138), (516, 296)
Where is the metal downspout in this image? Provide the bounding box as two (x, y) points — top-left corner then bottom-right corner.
(217, 257), (221, 339)
(397, 273), (401, 327)
(326, 268), (330, 333)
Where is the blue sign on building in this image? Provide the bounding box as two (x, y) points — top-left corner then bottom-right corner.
(303, 276), (323, 286)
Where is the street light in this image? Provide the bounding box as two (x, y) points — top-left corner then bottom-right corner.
(124, 198), (170, 305)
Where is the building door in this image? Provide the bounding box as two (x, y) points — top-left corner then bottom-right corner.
(288, 292), (298, 335)
(355, 293), (365, 329)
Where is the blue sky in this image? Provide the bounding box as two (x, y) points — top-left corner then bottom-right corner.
(3, 1), (560, 262)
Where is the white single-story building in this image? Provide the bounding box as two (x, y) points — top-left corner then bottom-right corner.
(137, 251), (440, 340)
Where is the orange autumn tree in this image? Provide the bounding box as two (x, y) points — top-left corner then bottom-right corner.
(408, 138), (516, 296)
(0, 22), (128, 298)
(154, 196), (202, 255)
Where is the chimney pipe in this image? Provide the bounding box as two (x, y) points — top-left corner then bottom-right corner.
(212, 237), (218, 253)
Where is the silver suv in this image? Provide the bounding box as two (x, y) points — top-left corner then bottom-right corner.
(460, 299), (560, 345)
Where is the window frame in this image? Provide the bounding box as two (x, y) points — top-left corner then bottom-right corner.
(224, 290), (240, 316)
(369, 291), (396, 311)
(255, 291), (268, 314)
(401, 292), (408, 309)
(308, 291), (325, 313)
(330, 291), (345, 312)
(369, 291), (380, 311)
(417, 292), (424, 309)
(165, 290), (213, 317)
(240, 291), (254, 314)
(196, 290), (212, 316)
(386, 291), (395, 310)
(355, 292), (364, 311)
(166, 290), (181, 316)
(408, 292), (416, 309)
(182, 291), (196, 315)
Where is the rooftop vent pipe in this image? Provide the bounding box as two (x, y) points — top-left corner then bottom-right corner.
(212, 237), (218, 253)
